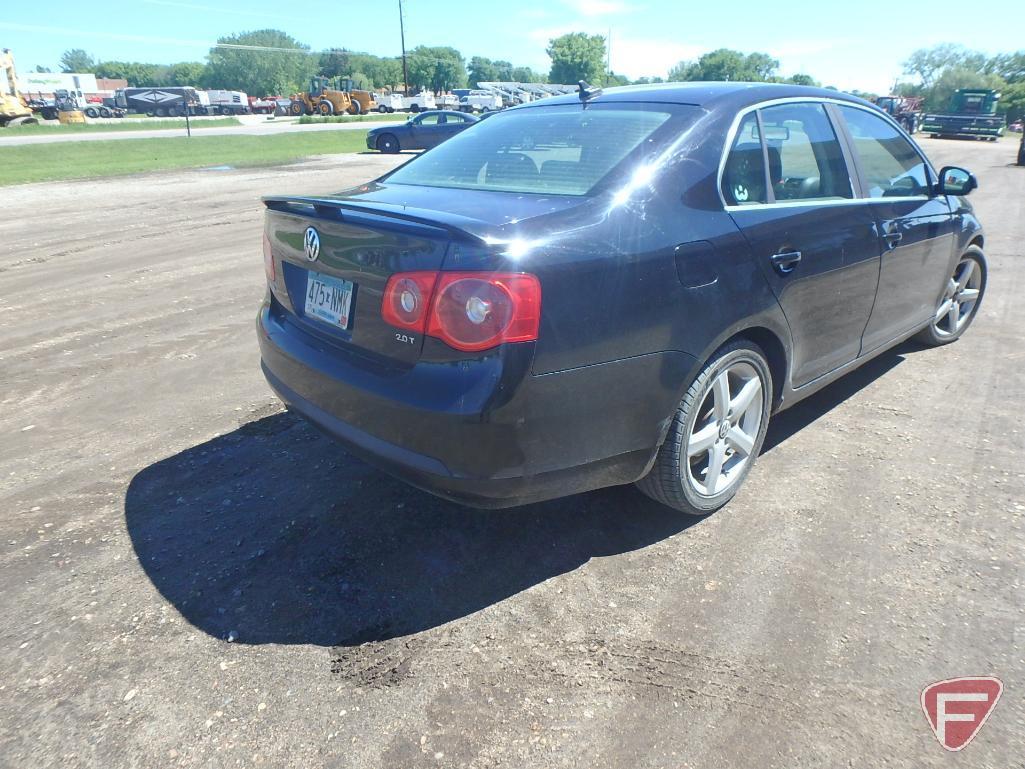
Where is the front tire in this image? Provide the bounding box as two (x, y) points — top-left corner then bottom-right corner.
(914, 246), (987, 346)
(376, 133), (399, 153)
(636, 340), (772, 515)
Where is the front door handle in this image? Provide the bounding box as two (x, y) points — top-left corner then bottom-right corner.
(884, 231), (903, 248)
(770, 250), (802, 274)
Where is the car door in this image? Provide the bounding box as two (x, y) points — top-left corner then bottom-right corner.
(834, 105), (958, 354)
(437, 113), (468, 142)
(409, 113), (442, 149)
(723, 102), (880, 387)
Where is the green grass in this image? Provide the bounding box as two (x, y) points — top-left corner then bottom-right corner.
(0, 131), (371, 186)
(298, 113), (407, 124)
(7, 117), (241, 135)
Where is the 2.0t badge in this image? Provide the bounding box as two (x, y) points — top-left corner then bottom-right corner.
(303, 227), (320, 262)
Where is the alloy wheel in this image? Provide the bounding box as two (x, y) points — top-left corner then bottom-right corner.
(933, 257), (982, 338)
(685, 361), (764, 497)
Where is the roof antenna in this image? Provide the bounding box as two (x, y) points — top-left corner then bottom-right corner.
(578, 80), (603, 107)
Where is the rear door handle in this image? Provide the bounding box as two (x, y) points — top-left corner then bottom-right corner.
(770, 250), (802, 274)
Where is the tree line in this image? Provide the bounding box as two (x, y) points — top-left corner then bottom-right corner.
(51, 34), (1025, 121)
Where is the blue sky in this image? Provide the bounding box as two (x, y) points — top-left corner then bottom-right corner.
(2, 0), (1020, 92)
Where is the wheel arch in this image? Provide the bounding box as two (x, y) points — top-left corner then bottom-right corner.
(730, 326), (789, 411)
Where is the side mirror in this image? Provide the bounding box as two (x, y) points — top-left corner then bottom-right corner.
(937, 166), (978, 196)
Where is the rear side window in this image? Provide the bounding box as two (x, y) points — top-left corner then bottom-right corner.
(838, 106), (931, 198)
(384, 104), (687, 196)
(758, 103), (853, 202)
(721, 113), (768, 206)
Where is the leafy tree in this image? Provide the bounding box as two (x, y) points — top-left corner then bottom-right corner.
(468, 56), (498, 86)
(786, 73), (819, 87)
(95, 60), (161, 86)
(205, 29), (316, 95)
(59, 49), (96, 73)
(904, 44), (986, 88)
(670, 49), (777, 82)
(547, 33), (606, 85)
(1001, 81), (1025, 122)
(319, 49), (352, 80)
(166, 62), (206, 86)
(511, 66), (545, 83)
(927, 67), (1005, 112)
(603, 71), (631, 87)
(632, 76), (665, 85)
(407, 46), (466, 92)
(985, 51), (1025, 84)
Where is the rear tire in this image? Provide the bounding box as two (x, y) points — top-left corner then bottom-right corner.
(289, 101), (305, 116)
(318, 101), (334, 116)
(84, 106), (99, 118)
(636, 340), (772, 516)
(347, 101), (362, 115)
(914, 246), (987, 346)
(376, 134), (400, 153)
(377, 105), (388, 114)
(99, 106), (111, 118)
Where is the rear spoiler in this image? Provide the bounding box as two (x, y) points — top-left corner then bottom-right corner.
(262, 195), (493, 245)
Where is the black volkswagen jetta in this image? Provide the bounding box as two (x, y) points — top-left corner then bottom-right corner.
(257, 83), (986, 515)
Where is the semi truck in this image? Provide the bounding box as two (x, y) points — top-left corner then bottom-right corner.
(203, 89), (249, 115)
(116, 86), (204, 116)
(921, 89), (1006, 141)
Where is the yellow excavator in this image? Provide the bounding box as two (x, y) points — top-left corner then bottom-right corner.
(1, 47), (39, 127)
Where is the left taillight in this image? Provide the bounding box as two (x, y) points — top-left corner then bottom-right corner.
(381, 271), (541, 352)
(263, 233), (275, 283)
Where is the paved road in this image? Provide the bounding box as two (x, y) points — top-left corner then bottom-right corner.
(0, 115), (401, 146)
(1, 139), (1022, 768)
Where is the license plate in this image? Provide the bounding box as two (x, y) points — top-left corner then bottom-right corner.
(304, 272), (353, 329)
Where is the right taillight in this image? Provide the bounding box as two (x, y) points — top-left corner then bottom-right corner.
(381, 271), (541, 352)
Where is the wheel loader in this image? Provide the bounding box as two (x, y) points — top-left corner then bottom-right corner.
(289, 77), (363, 116)
(1, 47), (39, 127)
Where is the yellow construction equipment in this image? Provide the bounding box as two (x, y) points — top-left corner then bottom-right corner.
(290, 77), (360, 116)
(340, 78), (377, 115)
(1, 47), (39, 127)
(53, 89), (87, 124)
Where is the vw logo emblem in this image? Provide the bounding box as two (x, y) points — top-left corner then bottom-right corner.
(303, 227), (321, 262)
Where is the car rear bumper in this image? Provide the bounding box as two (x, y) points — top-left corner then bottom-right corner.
(257, 301), (696, 508)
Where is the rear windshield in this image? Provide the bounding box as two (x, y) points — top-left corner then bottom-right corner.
(384, 104), (694, 196)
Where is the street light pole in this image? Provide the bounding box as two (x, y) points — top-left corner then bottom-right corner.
(399, 0), (409, 96)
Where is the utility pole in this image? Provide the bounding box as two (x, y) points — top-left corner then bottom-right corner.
(606, 27), (611, 83)
(399, 0), (409, 96)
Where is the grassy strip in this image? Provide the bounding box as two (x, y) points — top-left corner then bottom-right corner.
(298, 113), (406, 124)
(7, 117), (242, 135)
(0, 131), (371, 186)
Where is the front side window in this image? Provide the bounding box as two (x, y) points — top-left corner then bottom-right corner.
(384, 104), (690, 196)
(758, 103), (853, 202)
(417, 114), (440, 126)
(839, 106), (930, 198)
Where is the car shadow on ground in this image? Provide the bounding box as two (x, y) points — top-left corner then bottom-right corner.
(763, 340), (917, 452)
(124, 416), (700, 647)
(124, 340), (921, 648)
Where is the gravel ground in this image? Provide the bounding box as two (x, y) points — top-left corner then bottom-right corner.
(0, 139), (1022, 768)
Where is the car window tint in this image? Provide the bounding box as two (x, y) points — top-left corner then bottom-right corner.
(385, 104), (690, 196)
(758, 103), (853, 202)
(721, 113), (768, 206)
(418, 114), (440, 125)
(838, 106), (930, 198)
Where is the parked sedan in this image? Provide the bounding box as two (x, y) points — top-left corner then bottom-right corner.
(366, 110), (479, 153)
(259, 83), (985, 514)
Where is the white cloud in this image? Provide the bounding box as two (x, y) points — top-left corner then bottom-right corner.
(609, 37), (702, 79)
(561, 0), (636, 16)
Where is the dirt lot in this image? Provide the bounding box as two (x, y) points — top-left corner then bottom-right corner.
(1, 140), (1022, 768)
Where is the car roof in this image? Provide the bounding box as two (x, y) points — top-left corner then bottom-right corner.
(416, 109), (477, 118)
(524, 82), (874, 112)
